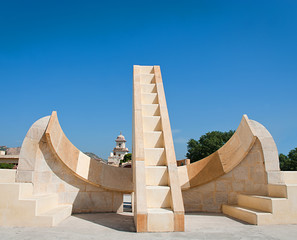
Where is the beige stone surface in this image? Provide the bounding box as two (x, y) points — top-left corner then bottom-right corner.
(133, 66), (149, 232)
(281, 171), (297, 184)
(76, 151), (91, 179)
(0, 181), (72, 227)
(154, 65), (184, 229)
(179, 112), (291, 220)
(0, 169), (16, 183)
(142, 104), (160, 116)
(143, 116), (162, 131)
(215, 120), (297, 225)
(0, 108), (135, 227)
(147, 208), (174, 232)
(144, 148), (166, 166)
(145, 166), (168, 186)
(146, 186), (171, 208)
(133, 161), (148, 214)
(133, 65), (184, 232)
(222, 182), (297, 225)
(182, 139), (268, 213)
(45, 111), (133, 193)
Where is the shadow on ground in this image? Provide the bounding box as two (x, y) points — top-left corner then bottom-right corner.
(72, 212), (250, 233)
(187, 212), (250, 225)
(72, 213), (136, 232)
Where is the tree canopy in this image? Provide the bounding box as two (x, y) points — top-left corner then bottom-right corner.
(186, 130), (235, 163)
(279, 148), (297, 171)
(123, 153), (132, 163)
(0, 163), (14, 169)
(186, 129), (297, 171)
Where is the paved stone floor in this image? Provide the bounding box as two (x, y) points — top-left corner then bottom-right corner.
(0, 213), (297, 240)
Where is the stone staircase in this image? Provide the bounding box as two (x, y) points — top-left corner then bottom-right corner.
(141, 66), (174, 231)
(133, 65), (184, 232)
(223, 172), (297, 225)
(0, 169), (72, 226)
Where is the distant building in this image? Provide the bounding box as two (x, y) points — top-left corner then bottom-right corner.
(0, 146), (20, 167)
(176, 159), (190, 166)
(108, 132), (129, 165)
(6, 147), (21, 155)
(0, 146), (7, 155)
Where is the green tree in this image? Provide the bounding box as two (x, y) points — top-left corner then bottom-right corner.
(0, 163), (14, 169)
(186, 130), (235, 163)
(279, 153), (290, 170)
(123, 153), (132, 163)
(279, 148), (297, 171)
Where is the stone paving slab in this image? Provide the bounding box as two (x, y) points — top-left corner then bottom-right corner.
(0, 213), (296, 240)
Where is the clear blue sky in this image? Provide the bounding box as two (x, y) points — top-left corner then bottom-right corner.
(1, 0), (296, 160)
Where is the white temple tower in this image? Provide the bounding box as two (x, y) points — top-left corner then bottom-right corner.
(107, 132), (129, 165)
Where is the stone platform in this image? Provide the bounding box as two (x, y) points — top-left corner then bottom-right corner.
(0, 213), (296, 240)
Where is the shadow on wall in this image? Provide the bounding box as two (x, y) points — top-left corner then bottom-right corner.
(73, 213), (136, 232)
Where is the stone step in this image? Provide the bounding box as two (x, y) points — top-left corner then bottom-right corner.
(238, 194), (287, 213)
(146, 186), (171, 208)
(147, 208), (174, 232)
(143, 131), (164, 148)
(222, 204), (272, 225)
(138, 66), (154, 74)
(268, 184), (297, 199)
(268, 184), (288, 198)
(22, 193), (59, 215)
(39, 204), (72, 226)
(0, 183), (70, 227)
(144, 148), (166, 166)
(141, 93), (158, 104)
(145, 166), (168, 186)
(139, 74), (155, 84)
(11, 204), (72, 227)
(143, 116), (161, 132)
(141, 83), (157, 94)
(142, 104), (160, 117)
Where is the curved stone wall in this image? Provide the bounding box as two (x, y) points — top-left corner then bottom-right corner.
(45, 111), (133, 193)
(179, 115), (256, 189)
(16, 114), (129, 213)
(180, 115), (280, 212)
